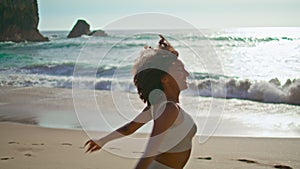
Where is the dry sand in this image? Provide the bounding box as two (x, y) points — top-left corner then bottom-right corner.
(0, 122), (299, 169)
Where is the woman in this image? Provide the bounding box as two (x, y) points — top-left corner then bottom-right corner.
(85, 35), (197, 169)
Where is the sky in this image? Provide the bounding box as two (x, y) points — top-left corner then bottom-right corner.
(37, 0), (300, 30)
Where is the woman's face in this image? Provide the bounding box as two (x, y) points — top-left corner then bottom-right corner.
(165, 59), (190, 91)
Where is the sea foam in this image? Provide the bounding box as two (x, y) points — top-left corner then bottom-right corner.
(189, 78), (300, 105)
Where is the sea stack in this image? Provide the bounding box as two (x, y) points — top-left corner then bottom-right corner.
(0, 0), (49, 42)
(67, 20), (92, 38)
(90, 30), (108, 37)
(67, 19), (108, 38)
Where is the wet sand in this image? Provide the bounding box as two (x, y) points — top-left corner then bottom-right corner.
(0, 86), (299, 168)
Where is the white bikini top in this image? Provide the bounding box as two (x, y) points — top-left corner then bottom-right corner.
(151, 101), (197, 153)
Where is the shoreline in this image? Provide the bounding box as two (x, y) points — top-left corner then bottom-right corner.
(2, 120), (300, 139)
(1, 86), (299, 168)
(0, 122), (299, 169)
(0, 85), (300, 138)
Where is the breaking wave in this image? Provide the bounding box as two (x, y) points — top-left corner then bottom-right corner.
(1, 65), (299, 105)
(188, 78), (300, 105)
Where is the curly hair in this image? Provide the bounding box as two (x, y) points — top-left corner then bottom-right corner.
(133, 47), (178, 105)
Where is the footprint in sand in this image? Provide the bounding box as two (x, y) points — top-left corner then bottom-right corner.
(237, 158), (258, 164)
(196, 156), (212, 160)
(1, 157), (14, 161)
(273, 164), (293, 169)
(8, 141), (19, 145)
(236, 158), (293, 169)
(32, 143), (44, 146)
(24, 153), (32, 157)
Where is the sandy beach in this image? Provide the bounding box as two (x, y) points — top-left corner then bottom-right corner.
(1, 1), (300, 167)
(0, 122), (299, 169)
(0, 86), (299, 169)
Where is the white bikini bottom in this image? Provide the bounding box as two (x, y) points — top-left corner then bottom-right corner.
(148, 160), (173, 169)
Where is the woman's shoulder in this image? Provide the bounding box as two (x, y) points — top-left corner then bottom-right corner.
(163, 101), (180, 114)
(152, 101), (179, 120)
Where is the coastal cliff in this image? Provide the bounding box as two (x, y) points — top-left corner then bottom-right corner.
(0, 0), (48, 42)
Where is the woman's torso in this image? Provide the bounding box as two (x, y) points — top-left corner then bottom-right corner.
(151, 102), (197, 168)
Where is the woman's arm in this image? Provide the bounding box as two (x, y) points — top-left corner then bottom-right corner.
(85, 106), (152, 153)
(134, 103), (179, 169)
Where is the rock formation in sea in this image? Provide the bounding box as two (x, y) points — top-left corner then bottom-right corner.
(67, 19), (107, 38)
(0, 0), (49, 42)
(90, 30), (108, 37)
(67, 20), (91, 38)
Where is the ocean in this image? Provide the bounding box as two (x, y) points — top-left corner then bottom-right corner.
(0, 28), (299, 138)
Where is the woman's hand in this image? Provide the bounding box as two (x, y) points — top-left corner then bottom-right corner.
(84, 139), (103, 153)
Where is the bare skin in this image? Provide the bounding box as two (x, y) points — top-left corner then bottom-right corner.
(85, 60), (191, 169)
